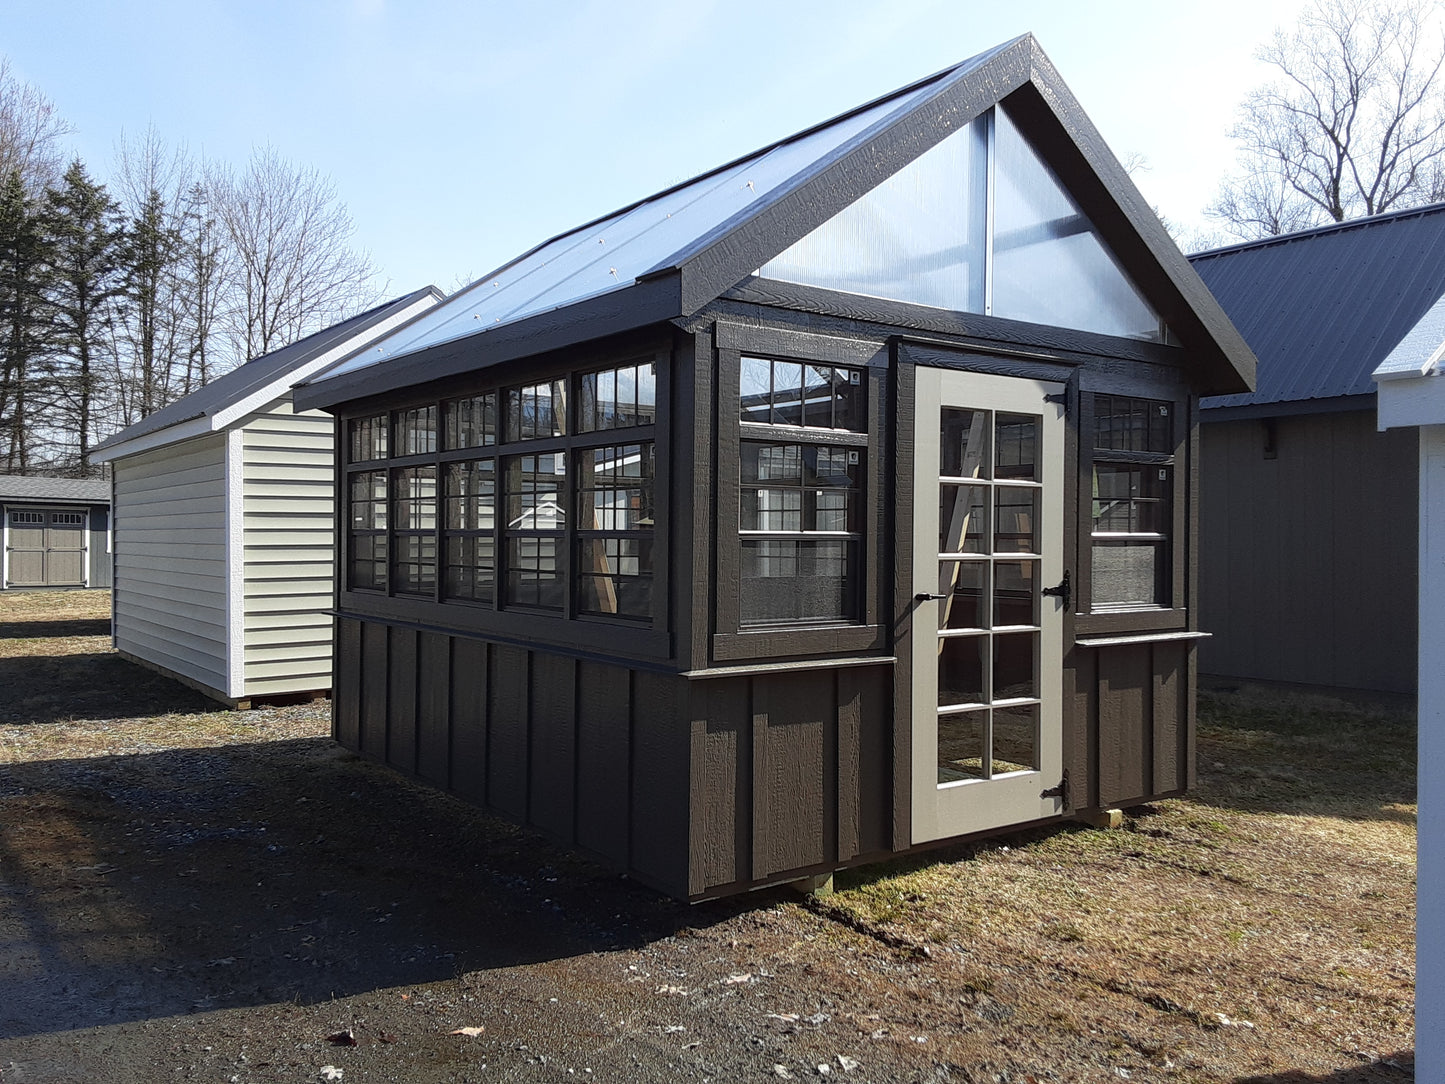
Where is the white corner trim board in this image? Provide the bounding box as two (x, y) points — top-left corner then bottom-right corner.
(224, 428), (246, 699)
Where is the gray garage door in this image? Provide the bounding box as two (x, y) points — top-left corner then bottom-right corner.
(6, 508), (87, 587)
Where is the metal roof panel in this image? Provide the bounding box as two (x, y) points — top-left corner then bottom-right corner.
(1192, 203), (1445, 409)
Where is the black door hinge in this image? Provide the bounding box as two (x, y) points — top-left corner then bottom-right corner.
(1042, 569), (1071, 611)
(1041, 770), (1069, 806)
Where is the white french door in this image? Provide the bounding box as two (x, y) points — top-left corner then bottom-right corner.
(911, 367), (1067, 843)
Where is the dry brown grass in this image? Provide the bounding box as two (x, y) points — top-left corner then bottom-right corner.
(0, 589), (327, 764)
(817, 688), (1416, 1079)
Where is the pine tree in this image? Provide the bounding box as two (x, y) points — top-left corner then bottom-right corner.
(123, 184), (181, 419)
(0, 168), (51, 472)
(40, 160), (126, 474)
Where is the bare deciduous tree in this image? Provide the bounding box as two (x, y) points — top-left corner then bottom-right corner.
(210, 147), (378, 363)
(0, 58), (71, 195)
(1209, 0), (1445, 240)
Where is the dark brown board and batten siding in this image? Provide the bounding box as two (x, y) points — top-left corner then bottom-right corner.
(335, 614), (896, 899)
(1067, 640), (1193, 810)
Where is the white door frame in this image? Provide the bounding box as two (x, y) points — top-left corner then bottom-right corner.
(910, 367), (1067, 844)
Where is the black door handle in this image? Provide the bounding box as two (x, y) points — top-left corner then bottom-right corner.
(915, 592), (949, 602)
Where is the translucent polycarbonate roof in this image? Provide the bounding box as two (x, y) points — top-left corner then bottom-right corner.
(317, 48), (1016, 382)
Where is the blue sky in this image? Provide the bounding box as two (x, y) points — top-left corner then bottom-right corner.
(2, 0), (1308, 298)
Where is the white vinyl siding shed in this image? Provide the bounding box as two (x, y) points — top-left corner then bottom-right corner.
(94, 288), (442, 706)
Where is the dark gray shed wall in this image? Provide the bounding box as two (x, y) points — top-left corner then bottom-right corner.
(1198, 409), (1417, 695)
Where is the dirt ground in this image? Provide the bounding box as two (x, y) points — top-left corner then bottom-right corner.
(0, 590), (1416, 1083)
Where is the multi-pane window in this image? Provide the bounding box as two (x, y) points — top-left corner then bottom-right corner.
(349, 470), (388, 590)
(739, 357), (865, 430)
(444, 459), (495, 603)
(349, 415), (388, 462)
(739, 441), (861, 625)
(578, 362), (657, 432)
(395, 406), (437, 456)
(507, 380), (567, 440)
(1090, 395), (1173, 608)
(576, 443), (654, 620)
(503, 453), (567, 611)
(445, 394), (497, 450)
(392, 467), (437, 596)
(343, 358), (658, 626)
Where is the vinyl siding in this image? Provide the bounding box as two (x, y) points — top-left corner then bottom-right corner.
(240, 397), (336, 695)
(112, 435), (229, 694)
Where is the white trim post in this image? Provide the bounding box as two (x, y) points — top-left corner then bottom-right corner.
(224, 429), (247, 700)
(1420, 424), (1445, 1071)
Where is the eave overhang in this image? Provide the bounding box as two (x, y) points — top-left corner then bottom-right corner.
(297, 35), (1255, 411)
(293, 273), (682, 413)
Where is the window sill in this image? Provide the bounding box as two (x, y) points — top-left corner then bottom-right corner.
(712, 624), (886, 662)
(1076, 630), (1211, 648)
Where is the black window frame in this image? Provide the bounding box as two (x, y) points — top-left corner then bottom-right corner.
(712, 329), (888, 663)
(336, 345), (670, 660)
(1074, 385), (1190, 636)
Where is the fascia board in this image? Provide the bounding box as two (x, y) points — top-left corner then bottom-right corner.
(673, 38), (1034, 317)
(1017, 46), (1256, 396)
(91, 414), (214, 463)
(1024, 50), (1256, 394)
(94, 291), (442, 462)
(292, 275), (682, 413)
(1377, 372), (1445, 430)
(213, 292), (443, 429)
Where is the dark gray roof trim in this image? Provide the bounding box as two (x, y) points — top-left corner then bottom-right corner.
(94, 286), (442, 452)
(0, 474), (110, 502)
(1193, 202), (1445, 410)
(296, 35), (1256, 412)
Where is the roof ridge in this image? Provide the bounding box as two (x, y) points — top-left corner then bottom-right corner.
(433, 39), (1024, 314)
(1188, 200), (1445, 260)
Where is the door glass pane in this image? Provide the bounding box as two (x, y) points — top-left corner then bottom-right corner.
(937, 635), (986, 707)
(937, 560), (987, 631)
(941, 408), (990, 478)
(993, 560), (1038, 628)
(994, 487), (1037, 553)
(994, 413), (1038, 480)
(940, 484), (986, 554)
(993, 631), (1038, 700)
(938, 710), (987, 783)
(992, 704), (1039, 774)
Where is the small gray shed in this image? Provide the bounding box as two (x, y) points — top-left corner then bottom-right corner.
(1191, 204), (1445, 696)
(91, 288), (442, 706)
(0, 474), (111, 590)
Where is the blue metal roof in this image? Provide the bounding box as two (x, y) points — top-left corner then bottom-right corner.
(1192, 203), (1445, 410)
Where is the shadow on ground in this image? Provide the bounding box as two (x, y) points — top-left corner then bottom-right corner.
(0, 652), (224, 724)
(0, 736), (749, 1040)
(1237, 1053), (1414, 1082)
(0, 618), (111, 639)
(1192, 691), (1416, 823)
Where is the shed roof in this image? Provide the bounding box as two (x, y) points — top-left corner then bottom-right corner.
(1374, 289), (1445, 380)
(297, 34), (1255, 411)
(0, 474), (110, 503)
(92, 286), (442, 461)
(1192, 202), (1445, 413)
